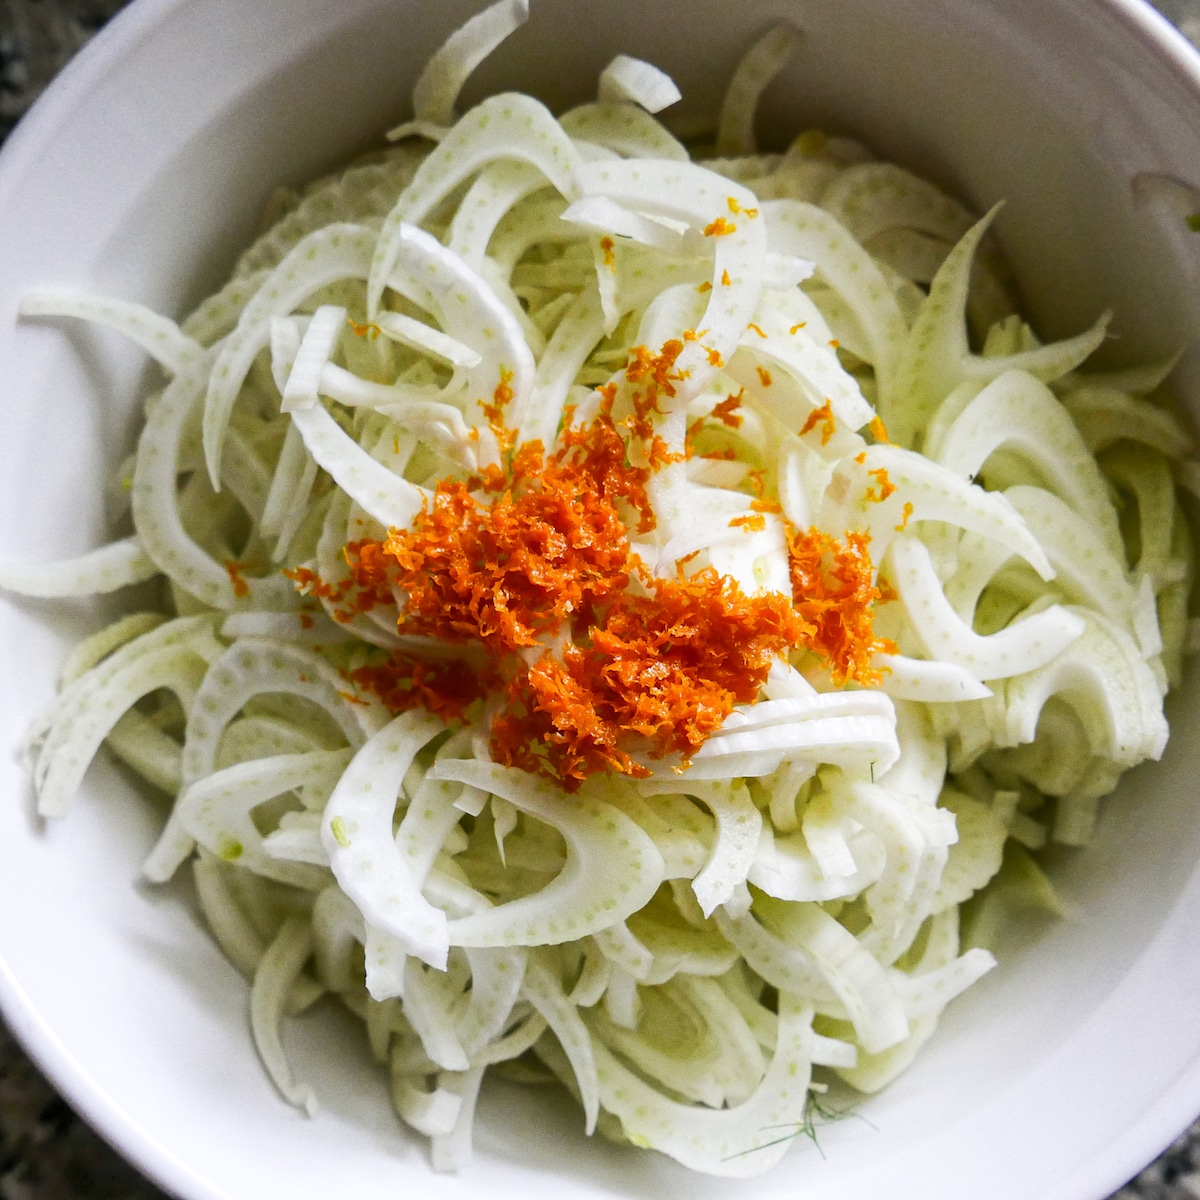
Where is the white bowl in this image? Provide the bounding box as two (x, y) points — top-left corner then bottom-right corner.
(2, 1), (1200, 1197)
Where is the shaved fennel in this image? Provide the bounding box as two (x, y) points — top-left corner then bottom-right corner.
(4, 2), (1196, 1182)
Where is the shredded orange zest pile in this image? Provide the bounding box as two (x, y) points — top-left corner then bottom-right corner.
(787, 528), (896, 686)
(869, 415), (891, 443)
(756, 366), (773, 387)
(383, 447), (631, 655)
(284, 338), (894, 787)
(895, 501), (915, 532)
(704, 217), (737, 237)
(599, 236), (616, 270)
(491, 568), (809, 785)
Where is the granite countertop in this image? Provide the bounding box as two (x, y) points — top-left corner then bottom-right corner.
(2, 1), (1200, 1197)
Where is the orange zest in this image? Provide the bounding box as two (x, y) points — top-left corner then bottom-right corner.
(726, 196), (757, 218)
(283, 336), (895, 789)
(490, 568), (809, 785)
(224, 560), (250, 599)
(800, 399), (836, 445)
(787, 528), (896, 686)
(347, 318), (381, 339)
(730, 512), (767, 533)
(704, 217), (737, 237)
(712, 390), (744, 429)
(481, 366), (518, 457)
(866, 466), (896, 503)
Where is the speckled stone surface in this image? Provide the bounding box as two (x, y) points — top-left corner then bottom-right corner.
(0, 1), (1199, 1197)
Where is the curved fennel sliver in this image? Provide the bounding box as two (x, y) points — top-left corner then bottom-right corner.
(19, 289), (204, 375)
(25, 616), (198, 770)
(560, 101), (690, 161)
(674, 693), (901, 783)
(714, 21), (800, 158)
(872, 654), (993, 702)
(410, 0), (529, 128)
(958, 313), (1110, 385)
(1003, 608), (1169, 766)
(931, 368), (1124, 559)
(573, 158), (767, 390)
(143, 639), (384, 883)
(320, 710), (450, 971)
(589, 992), (814, 1177)
(404, 958), (471, 1069)
(841, 780), (955, 962)
(562, 195), (691, 256)
(428, 759), (665, 948)
(679, 781), (761, 918)
(250, 916), (319, 1116)
(369, 92), (585, 317)
(457, 945), (527, 1060)
(1105, 442), (1180, 588)
(1003, 485), (1137, 617)
(821, 443), (1055, 577)
(33, 618), (218, 819)
(887, 534), (1085, 681)
(768, 899), (909, 1054)
(1062, 384), (1194, 458)
(890, 209), (996, 447)
(597, 54), (681, 112)
(890, 945), (996, 1023)
(590, 975), (764, 1108)
(447, 158), (553, 268)
(760, 199), (906, 409)
(932, 790), (1008, 913)
(175, 750), (350, 889)
(728, 324), (873, 438)
(289, 402), (427, 531)
(133, 354), (298, 611)
(389, 220), (536, 436)
(202, 223), (378, 487)
(517, 286), (606, 447)
(522, 952), (601, 1134)
(748, 823), (886, 902)
(279, 304), (345, 413)
(0, 536), (157, 598)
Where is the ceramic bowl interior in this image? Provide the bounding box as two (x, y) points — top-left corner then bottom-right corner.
(2, 1), (1200, 1198)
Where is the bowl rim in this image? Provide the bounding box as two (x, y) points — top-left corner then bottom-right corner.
(0, 6), (231, 1194)
(2, 2), (1200, 1199)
